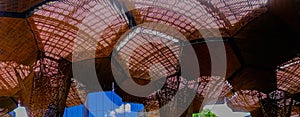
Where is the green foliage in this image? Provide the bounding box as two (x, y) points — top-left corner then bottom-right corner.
(192, 109), (217, 117)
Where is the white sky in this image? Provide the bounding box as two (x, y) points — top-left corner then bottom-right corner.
(14, 107), (28, 117)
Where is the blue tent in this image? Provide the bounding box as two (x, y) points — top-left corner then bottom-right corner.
(63, 91), (144, 117)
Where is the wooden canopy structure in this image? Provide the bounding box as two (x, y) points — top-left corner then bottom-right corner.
(0, 0), (299, 116)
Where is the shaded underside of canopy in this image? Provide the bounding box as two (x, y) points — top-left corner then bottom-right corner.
(0, 0), (299, 116)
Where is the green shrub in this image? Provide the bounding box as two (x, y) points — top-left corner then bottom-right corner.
(192, 109), (217, 117)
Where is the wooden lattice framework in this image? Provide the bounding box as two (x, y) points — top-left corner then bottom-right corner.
(1, 0), (300, 117)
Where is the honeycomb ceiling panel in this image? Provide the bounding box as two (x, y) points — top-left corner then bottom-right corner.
(28, 0), (128, 61)
(65, 81), (86, 107)
(196, 76), (232, 98)
(142, 76), (181, 110)
(28, 14), (79, 61)
(134, 0), (268, 35)
(115, 29), (180, 80)
(27, 54), (73, 116)
(0, 61), (31, 97)
(24, 0), (269, 63)
(277, 57), (300, 94)
(0, 17), (38, 65)
(0, 0), (281, 115)
(227, 90), (266, 112)
(134, 76), (232, 112)
(209, 0), (268, 24)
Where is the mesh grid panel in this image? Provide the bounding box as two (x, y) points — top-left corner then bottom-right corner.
(277, 57), (300, 94)
(0, 0), (272, 116)
(227, 90), (266, 112)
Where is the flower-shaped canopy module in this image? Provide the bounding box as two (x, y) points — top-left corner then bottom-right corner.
(2, 0), (299, 116)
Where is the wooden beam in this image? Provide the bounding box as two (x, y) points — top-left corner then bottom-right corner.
(0, 0), (59, 18)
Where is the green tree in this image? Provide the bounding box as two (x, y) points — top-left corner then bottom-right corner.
(192, 109), (217, 117)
